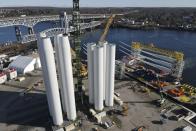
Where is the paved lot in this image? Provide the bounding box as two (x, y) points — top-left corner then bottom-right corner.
(0, 71), (195, 131)
(83, 80), (196, 131)
(108, 80), (196, 131)
(0, 70), (49, 131)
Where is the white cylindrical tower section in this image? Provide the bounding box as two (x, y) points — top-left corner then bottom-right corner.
(38, 39), (53, 118)
(103, 42), (108, 100)
(94, 46), (104, 111)
(87, 43), (96, 104)
(105, 44), (116, 107)
(54, 34), (67, 113)
(38, 37), (63, 126)
(59, 35), (77, 121)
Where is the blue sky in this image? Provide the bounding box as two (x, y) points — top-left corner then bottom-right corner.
(0, 0), (196, 7)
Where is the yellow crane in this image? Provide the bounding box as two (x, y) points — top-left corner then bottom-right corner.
(72, 14), (116, 78)
(99, 14), (116, 44)
(75, 14), (116, 78)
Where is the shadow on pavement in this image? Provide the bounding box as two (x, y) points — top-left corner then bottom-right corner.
(0, 91), (51, 129)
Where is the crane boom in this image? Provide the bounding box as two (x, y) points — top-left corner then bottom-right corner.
(99, 14), (116, 43)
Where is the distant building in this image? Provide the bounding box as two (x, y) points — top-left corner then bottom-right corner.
(183, 16), (193, 23)
(4, 68), (17, 80)
(0, 72), (7, 84)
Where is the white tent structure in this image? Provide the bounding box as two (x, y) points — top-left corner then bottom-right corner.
(9, 56), (36, 74)
(35, 57), (41, 69)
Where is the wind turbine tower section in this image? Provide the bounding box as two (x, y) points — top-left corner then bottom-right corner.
(93, 46), (104, 111)
(58, 35), (77, 121)
(105, 44), (116, 106)
(38, 36), (64, 126)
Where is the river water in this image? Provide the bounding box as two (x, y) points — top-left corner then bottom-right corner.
(0, 22), (196, 86)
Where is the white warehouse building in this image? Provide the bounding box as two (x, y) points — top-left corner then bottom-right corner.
(8, 56), (37, 74)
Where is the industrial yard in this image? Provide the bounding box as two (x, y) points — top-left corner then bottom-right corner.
(113, 80), (196, 131)
(0, 37), (195, 130)
(0, 0), (196, 131)
(0, 70), (195, 131)
(0, 14), (194, 131)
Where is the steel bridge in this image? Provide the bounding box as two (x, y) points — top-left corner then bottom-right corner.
(22, 21), (103, 43)
(0, 14), (109, 28)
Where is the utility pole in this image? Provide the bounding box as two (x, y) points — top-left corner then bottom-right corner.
(72, 0), (84, 103)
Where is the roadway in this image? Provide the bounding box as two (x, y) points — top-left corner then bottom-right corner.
(22, 21), (103, 43)
(0, 14), (110, 28)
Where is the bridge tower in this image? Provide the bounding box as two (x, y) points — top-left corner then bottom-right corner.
(72, 0), (84, 103)
(28, 27), (34, 35)
(15, 26), (22, 42)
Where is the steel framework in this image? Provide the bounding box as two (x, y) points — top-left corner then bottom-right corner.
(72, 0), (83, 100)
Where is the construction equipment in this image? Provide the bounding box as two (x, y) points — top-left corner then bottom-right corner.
(80, 64), (88, 78)
(121, 103), (128, 116)
(167, 89), (184, 97)
(99, 14), (116, 44)
(152, 81), (170, 88)
(133, 126), (146, 131)
(179, 95), (191, 103)
(140, 87), (150, 94)
(156, 98), (166, 107)
(71, 48), (88, 78)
